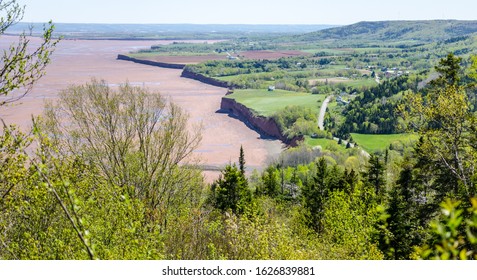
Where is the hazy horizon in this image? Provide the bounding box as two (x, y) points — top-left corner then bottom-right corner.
(16, 0), (477, 25)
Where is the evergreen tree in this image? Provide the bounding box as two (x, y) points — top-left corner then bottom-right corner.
(344, 169), (359, 195)
(258, 166), (280, 197)
(239, 145), (246, 175)
(381, 165), (423, 259)
(430, 53), (462, 88)
(211, 164), (251, 215)
(364, 154), (386, 202)
(302, 157), (329, 232)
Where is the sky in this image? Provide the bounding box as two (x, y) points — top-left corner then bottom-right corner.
(16, 0), (477, 25)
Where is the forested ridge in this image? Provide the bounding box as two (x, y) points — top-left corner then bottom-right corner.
(295, 20), (477, 43)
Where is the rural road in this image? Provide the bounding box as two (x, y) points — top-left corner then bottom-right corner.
(318, 95), (332, 130)
(317, 95), (370, 158)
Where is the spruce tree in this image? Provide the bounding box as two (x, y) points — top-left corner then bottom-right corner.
(239, 145), (245, 175)
(212, 164), (251, 215)
(364, 154), (386, 202)
(381, 165), (423, 259)
(302, 157), (329, 232)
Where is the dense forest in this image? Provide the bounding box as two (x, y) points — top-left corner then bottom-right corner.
(335, 73), (425, 136)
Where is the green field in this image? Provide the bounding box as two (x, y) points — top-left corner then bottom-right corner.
(350, 133), (418, 153)
(225, 89), (326, 116)
(311, 78), (377, 88)
(305, 136), (348, 153)
(129, 52), (223, 58)
(215, 72), (279, 82)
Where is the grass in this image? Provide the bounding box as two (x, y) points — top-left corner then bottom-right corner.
(215, 72), (277, 82)
(302, 48), (356, 55)
(350, 133), (418, 153)
(305, 136), (348, 153)
(310, 77), (377, 88)
(129, 52), (224, 58)
(225, 89), (326, 116)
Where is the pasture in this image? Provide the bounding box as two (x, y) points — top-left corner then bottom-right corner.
(225, 89), (326, 116)
(350, 133), (418, 153)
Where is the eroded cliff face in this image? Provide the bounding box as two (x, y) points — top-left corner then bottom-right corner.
(118, 54), (301, 146)
(220, 97), (303, 146)
(180, 67), (230, 88)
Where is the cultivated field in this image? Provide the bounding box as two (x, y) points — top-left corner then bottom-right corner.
(225, 89), (326, 116)
(130, 53), (227, 64)
(350, 133), (419, 153)
(239, 50), (308, 59)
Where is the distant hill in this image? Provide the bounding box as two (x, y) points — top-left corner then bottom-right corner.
(296, 20), (477, 43)
(5, 23), (338, 39)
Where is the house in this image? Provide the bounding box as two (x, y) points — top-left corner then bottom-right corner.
(336, 95), (350, 105)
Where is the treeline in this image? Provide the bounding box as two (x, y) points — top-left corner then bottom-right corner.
(335, 73), (425, 136)
(139, 40), (278, 55)
(186, 57), (368, 92)
(273, 105), (320, 138)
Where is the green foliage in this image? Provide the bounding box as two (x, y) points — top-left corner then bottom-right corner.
(363, 154), (386, 202)
(378, 165), (426, 259)
(301, 157), (354, 232)
(400, 54), (477, 203)
(273, 105), (318, 138)
(430, 53), (463, 88)
(210, 164), (252, 215)
(338, 74), (424, 136)
(297, 20), (477, 43)
(256, 166), (280, 197)
(0, 0), (59, 105)
(42, 80), (203, 228)
(239, 145), (245, 175)
(203, 199), (327, 259)
(416, 198), (477, 260)
(320, 188), (384, 259)
(0, 124), (164, 259)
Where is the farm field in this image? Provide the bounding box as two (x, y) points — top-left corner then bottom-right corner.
(350, 133), (419, 153)
(239, 50), (308, 59)
(224, 89), (326, 116)
(129, 53), (227, 64)
(304, 136), (348, 153)
(130, 49), (310, 65)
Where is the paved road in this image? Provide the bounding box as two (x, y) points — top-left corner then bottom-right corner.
(317, 95), (370, 158)
(318, 95), (332, 130)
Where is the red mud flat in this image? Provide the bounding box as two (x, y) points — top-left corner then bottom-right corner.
(0, 36), (283, 182)
(239, 50), (308, 59)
